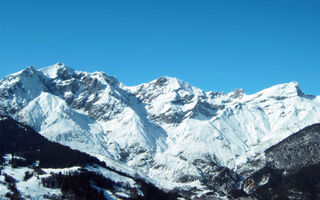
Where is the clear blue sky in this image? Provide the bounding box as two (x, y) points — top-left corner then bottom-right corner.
(1, 1), (319, 95)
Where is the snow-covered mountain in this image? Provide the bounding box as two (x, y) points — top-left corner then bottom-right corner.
(1, 63), (320, 198)
(0, 115), (177, 200)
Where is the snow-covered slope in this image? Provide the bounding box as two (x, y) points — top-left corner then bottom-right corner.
(1, 63), (320, 194)
(18, 91), (111, 159)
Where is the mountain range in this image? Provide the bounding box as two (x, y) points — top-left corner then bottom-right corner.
(0, 63), (320, 199)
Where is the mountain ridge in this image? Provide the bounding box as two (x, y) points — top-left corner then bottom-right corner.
(0, 115), (179, 200)
(1, 63), (320, 198)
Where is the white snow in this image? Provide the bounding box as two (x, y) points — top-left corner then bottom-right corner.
(0, 175), (9, 199)
(1, 65), (320, 193)
(0, 155), (63, 199)
(39, 63), (74, 79)
(18, 91), (112, 159)
(104, 190), (121, 200)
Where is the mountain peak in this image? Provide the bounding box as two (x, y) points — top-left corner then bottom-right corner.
(40, 63), (75, 79)
(6, 65), (37, 79)
(1, 65), (320, 199)
(227, 88), (245, 99)
(151, 76), (205, 96)
(19, 65), (37, 77)
(258, 81), (304, 99)
(25, 65), (36, 71)
(56, 62), (64, 66)
(153, 76), (182, 89)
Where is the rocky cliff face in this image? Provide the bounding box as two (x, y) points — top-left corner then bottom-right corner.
(1, 63), (320, 199)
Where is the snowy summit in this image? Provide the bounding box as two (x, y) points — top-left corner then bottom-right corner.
(0, 63), (320, 198)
